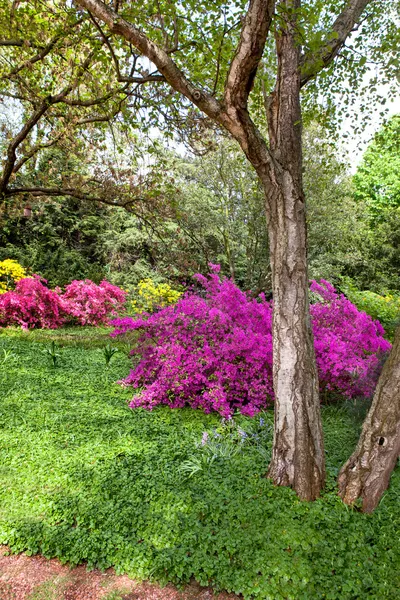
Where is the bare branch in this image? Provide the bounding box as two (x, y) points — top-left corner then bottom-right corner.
(225, 0), (275, 110)
(300, 0), (373, 87)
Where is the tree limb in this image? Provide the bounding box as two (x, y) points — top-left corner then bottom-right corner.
(13, 132), (66, 175)
(225, 0), (275, 110)
(0, 52), (96, 194)
(75, 0), (224, 122)
(0, 40), (45, 48)
(1, 20), (84, 80)
(3, 185), (131, 205)
(300, 0), (373, 87)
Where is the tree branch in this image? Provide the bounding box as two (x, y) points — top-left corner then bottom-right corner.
(0, 40), (41, 48)
(0, 52), (96, 194)
(300, 0), (373, 87)
(225, 0), (275, 110)
(75, 0), (223, 122)
(13, 132), (66, 174)
(1, 20), (83, 80)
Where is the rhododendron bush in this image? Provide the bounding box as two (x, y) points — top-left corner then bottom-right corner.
(112, 268), (391, 417)
(0, 276), (65, 329)
(62, 279), (127, 326)
(0, 277), (127, 329)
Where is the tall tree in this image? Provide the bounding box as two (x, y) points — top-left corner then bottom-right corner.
(70, 0), (395, 500)
(1, 0), (398, 500)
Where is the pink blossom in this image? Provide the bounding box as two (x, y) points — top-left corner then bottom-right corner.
(0, 277), (127, 329)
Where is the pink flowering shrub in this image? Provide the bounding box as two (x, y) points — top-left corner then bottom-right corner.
(0, 276), (65, 329)
(0, 277), (127, 329)
(62, 279), (127, 326)
(112, 269), (391, 417)
(310, 279), (391, 399)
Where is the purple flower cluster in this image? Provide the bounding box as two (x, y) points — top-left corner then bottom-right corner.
(0, 277), (127, 329)
(111, 270), (391, 417)
(310, 279), (391, 399)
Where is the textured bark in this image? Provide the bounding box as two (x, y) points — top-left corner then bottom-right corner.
(338, 327), (400, 513)
(263, 1), (325, 499)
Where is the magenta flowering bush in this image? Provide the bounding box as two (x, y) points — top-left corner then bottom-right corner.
(0, 276), (65, 329)
(310, 279), (391, 399)
(112, 269), (391, 417)
(62, 279), (127, 326)
(0, 277), (127, 329)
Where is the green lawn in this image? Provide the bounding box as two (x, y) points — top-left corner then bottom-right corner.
(1, 327), (400, 599)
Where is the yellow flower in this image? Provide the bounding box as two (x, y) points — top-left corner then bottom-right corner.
(131, 278), (182, 314)
(0, 259), (27, 293)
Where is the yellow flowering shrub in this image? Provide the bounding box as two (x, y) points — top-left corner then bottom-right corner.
(0, 259), (27, 294)
(131, 278), (182, 313)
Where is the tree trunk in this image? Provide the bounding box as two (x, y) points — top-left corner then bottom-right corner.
(263, 0), (325, 500)
(338, 327), (400, 513)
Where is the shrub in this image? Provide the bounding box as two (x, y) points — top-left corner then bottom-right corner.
(130, 278), (182, 314)
(112, 269), (391, 417)
(344, 287), (400, 340)
(0, 276), (65, 329)
(0, 277), (127, 329)
(310, 280), (391, 399)
(0, 259), (27, 294)
(61, 279), (128, 326)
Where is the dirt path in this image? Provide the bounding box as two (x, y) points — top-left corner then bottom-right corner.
(0, 548), (240, 600)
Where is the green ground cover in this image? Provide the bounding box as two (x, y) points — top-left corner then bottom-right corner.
(0, 327), (399, 599)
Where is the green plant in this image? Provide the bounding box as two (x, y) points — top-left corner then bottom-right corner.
(103, 344), (119, 367)
(342, 280), (400, 339)
(0, 348), (17, 365)
(1, 329), (400, 599)
(42, 340), (61, 367)
(180, 414), (273, 478)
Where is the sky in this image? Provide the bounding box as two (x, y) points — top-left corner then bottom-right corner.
(340, 88), (400, 172)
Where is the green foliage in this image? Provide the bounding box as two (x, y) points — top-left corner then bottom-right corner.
(42, 340), (61, 367)
(354, 116), (400, 217)
(348, 116), (400, 293)
(303, 123), (369, 286)
(0, 330), (400, 598)
(342, 281), (400, 339)
(0, 193), (107, 288)
(102, 344), (119, 368)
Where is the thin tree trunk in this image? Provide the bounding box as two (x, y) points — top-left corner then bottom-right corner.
(263, 0), (325, 500)
(338, 327), (400, 513)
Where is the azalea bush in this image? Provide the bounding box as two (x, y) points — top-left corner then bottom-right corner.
(0, 259), (27, 294)
(0, 276), (65, 329)
(0, 277), (127, 329)
(310, 279), (391, 399)
(62, 279), (127, 326)
(112, 268), (391, 417)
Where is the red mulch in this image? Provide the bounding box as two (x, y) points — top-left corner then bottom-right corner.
(0, 547), (241, 600)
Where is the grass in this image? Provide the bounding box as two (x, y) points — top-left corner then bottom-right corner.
(1, 326), (400, 599)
